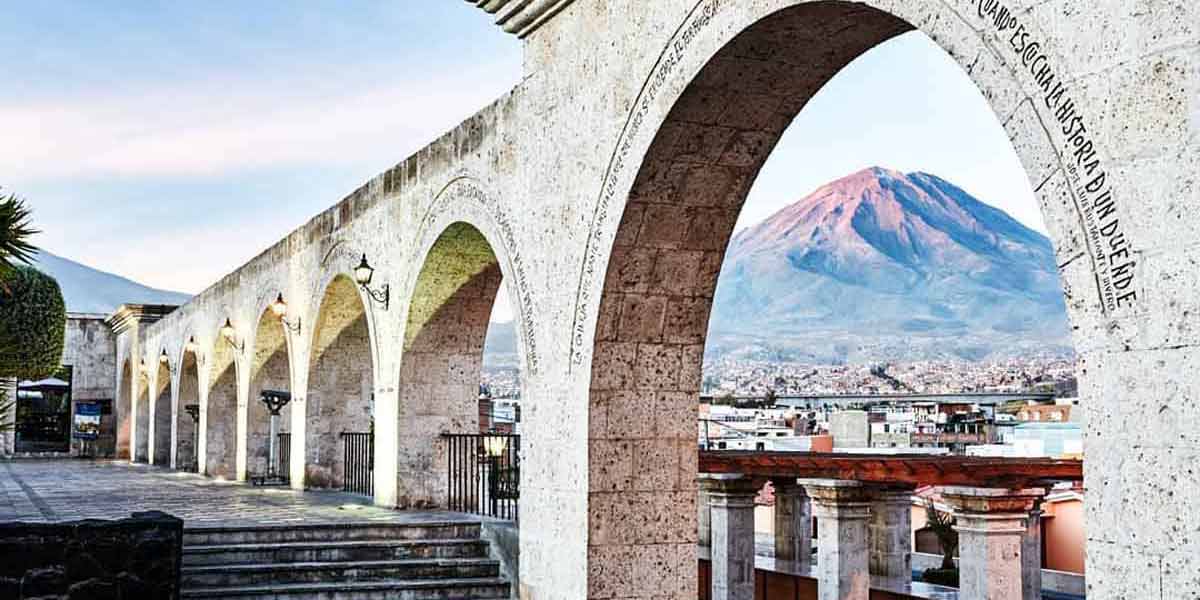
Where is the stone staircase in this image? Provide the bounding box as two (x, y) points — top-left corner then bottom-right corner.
(179, 521), (511, 599)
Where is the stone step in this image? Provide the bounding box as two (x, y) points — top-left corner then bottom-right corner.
(179, 577), (511, 600)
(183, 521), (481, 546)
(181, 558), (501, 588)
(183, 538), (492, 566)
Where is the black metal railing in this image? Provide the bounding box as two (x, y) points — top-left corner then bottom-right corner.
(442, 433), (520, 521)
(341, 432), (374, 496)
(277, 433), (291, 481)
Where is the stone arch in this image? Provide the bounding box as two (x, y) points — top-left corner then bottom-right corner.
(151, 353), (172, 465)
(577, 2), (1110, 596)
(134, 360), (150, 463)
(304, 274), (376, 491)
(176, 340), (202, 472)
(246, 299), (295, 479)
(393, 222), (501, 507)
(206, 316), (241, 480)
(387, 177), (539, 509)
(116, 358), (133, 460)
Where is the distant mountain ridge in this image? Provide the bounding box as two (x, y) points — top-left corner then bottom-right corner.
(485, 167), (1071, 364)
(706, 167), (1071, 363)
(29, 251), (192, 314)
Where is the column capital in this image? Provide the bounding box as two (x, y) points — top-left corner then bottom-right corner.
(700, 474), (762, 507)
(941, 487), (1046, 515)
(799, 478), (870, 503)
(799, 479), (870, 520)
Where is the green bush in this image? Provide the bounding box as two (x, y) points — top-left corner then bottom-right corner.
(0, 265), (66, 380)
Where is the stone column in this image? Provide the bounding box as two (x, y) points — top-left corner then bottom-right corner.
(704, 474), (761, 600)
(772, 478), (812, 564)
(868, 486), (914, 584)
(942, 487), (1046, 600)
(1021, 506), (1044, 600)
(801, 479), (871, 600)
(698, 475), (714, 547)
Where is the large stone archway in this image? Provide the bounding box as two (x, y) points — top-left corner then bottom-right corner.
(176, 346), (201, 472)
(571, 1), (1157, 597)
(246, 304), (294, 480)
(394, 222), (503, 508)
(305, 276), (375, 491)
(134, 373), (150, 463)
(116, 359), (132, 460)
(206, 322), (240, 480)
(151, 357), (172, 465)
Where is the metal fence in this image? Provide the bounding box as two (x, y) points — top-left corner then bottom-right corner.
(442, 433), (519, 521)
(341, 432), (374, 496)
(277, 432), (291, 481)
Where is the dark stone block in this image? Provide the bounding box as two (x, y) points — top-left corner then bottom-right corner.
(0, 577), (20, 598)
(65, 551), (104, 582)
(22, 566), (67, 597)
(0, 512), (181, 600)
(114, 572), (152, 600)
(67, 579), (116, 600)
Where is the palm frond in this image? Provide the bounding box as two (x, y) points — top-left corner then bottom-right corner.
(0, 190), (40, 274)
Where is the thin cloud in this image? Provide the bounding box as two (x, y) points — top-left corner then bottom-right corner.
(2, 68), (516, 181)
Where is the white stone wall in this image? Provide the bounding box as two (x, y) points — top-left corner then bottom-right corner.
(60, 316), (118, 456)
(115, 0), (1198, 597)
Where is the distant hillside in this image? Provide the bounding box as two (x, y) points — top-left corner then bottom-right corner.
(28, 250), (192, 314)
(707, 167), (1072, 363)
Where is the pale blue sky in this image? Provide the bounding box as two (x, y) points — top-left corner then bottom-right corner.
(2, 5), (1039, 323)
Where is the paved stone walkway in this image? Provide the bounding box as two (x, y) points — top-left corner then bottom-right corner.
(0, 459), (476, 528)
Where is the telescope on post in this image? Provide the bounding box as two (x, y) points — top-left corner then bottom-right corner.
(251, 390), (292, 487)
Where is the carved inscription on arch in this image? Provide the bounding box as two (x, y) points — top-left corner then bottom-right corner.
(571, 0), (733, 367)
(972, 0), (1139, 314)
(423, 178), (540, 376)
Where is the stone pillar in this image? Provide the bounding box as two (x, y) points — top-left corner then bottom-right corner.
(942, 487), (1046, 600)
(772, 478), (812, 564)
(698, 475), (714, 547)
(0, 378), (15, 457)
(801, 479), (871, 600)
(868, 486), (914, 584)
(704, 474), (761, 600)
(1021, 506), (1044, 600)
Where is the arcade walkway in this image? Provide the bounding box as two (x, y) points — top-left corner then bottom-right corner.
(0, 460), (471, 528)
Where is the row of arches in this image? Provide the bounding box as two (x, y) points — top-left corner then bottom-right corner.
(104, 0), (1149, 594)
(114, 221), (514, 506)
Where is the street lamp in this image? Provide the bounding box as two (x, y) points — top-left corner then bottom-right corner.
(483, 436), (509, 517)
(354, 254), (390, 310)
(184, 404), (201, 473)
(270, 294), (302, 334)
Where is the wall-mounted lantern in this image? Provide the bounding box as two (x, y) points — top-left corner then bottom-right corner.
(354, 254), (390, 310)
(159, 349), (177, 375)
(270, 294), (302, 334)
(220, 318), (244, 351)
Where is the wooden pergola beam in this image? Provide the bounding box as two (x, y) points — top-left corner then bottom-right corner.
(699, 451), (1082, 489)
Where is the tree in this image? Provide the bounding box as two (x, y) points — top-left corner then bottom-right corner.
(0, 191), (44, 433)
(0, 265), (65, 380)
(0, 191), (38, 278)
(925, 499), (959, 570)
